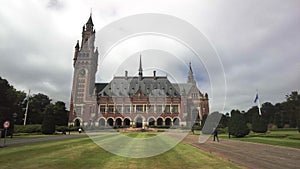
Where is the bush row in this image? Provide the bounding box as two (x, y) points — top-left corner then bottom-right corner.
(14, 125), (42, 133)
(14, 125), (76, 133)
(269, 127), (298, 131)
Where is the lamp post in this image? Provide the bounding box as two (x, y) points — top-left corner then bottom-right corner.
(11, 113), (17, 138)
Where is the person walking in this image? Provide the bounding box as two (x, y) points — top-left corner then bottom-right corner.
(213, 128), (219, 142)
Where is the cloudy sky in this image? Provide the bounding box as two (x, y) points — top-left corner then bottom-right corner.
(0, 0), (299, 113)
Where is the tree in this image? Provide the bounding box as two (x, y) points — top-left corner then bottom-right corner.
(228, 110), (249, 137)
(274, 103), (284, 128)
(285, 91), (299, 128)
(41, 104), (56, 134)
(219, 113), (230, 128)
(245, 106), (258, 124)
(53, 101), (68, 126)
(27, 93), (51, 124)
(252, 111), (268, 133)
(0, 77), (26, 125)
(261, 102), (275, 124)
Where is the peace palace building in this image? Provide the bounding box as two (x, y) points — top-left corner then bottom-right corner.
(69, 15), (209, 128)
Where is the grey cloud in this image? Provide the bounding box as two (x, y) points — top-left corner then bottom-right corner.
(0, 0), (299, 112)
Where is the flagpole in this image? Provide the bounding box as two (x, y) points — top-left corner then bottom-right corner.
(24, 89), (30, 125)
(256, 89), (262, 116)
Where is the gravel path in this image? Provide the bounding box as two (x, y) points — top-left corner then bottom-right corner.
(183, 135), (300, 169)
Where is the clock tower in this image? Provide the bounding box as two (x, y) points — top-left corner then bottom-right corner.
(69, 14), (99, 124)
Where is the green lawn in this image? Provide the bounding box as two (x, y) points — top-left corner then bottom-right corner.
(219, 130), (300, 149)
(0, 133), (243, 169)
(10, 133), (58, 139)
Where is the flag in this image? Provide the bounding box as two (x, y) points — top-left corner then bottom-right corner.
(22, 95), (29, 104)
(22, 90), (30, 104)
(254, 91), (262, 115)
(254, 93), (258, 103)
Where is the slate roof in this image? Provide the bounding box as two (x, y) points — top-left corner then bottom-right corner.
(96, 76), (188, 97)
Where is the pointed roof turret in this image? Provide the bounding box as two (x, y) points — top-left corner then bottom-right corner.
(75, 40), (80, 49)
(86, 15), (94, 26)
(138, 54), (143, 80)
(188, 62), (196, 85)
(85, 13), (94, 32)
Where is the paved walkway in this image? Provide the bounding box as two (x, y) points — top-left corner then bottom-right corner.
(183, 135), (300, 169)
(0, 134), (87, 147)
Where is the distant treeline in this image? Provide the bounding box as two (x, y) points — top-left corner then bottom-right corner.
(0, 76), (69, 130)
(198, 91), (300, 137)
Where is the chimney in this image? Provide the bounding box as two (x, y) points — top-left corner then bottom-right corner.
(153, 71), (156, 79)
(125, 70), (128, 80)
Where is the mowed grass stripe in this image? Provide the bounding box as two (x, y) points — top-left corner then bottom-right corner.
(0, 135), (244, 169)
(219, 130), (300, 149)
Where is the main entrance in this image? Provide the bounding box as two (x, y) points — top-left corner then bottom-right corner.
(135, 117), (143, 128)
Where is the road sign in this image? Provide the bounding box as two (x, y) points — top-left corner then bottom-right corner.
(3, 121), (10, 129)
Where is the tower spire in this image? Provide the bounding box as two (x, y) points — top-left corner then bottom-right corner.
(138, 54), (143, 80)
(85, 12), (94, 32)
(188, 62), (196, 85)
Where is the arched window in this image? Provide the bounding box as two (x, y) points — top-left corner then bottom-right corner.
(99, 119), (105, 126)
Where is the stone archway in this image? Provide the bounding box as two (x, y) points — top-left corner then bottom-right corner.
(99, 118), (106, 127)
(165, 118), (172, 126)
(74, 119), (81, 127)
(173, 117), (180, 125)
(148, 117), (155, 126)
(107, 118), (114, 126)
(124, 118), (131, 126)
(135, 117), (143, 128)
(157, 118), (163, 126)
(115, 118), (122, 126)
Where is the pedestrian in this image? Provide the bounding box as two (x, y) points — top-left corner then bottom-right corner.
(213, 128), (219, 142)
(78, 128), (82, 134)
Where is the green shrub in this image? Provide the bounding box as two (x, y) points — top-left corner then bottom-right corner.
(14, 125), (42, 133)
(228, 110), (250, 138)
(192, 125), (202, 131)
(41, 105), (56, 134)
(264, 134), (288, 138)
(56, 126), (68, 132)
(218, 127), (227, 134)
(288, 135), (300, 140)
(269, 128), (298, 131)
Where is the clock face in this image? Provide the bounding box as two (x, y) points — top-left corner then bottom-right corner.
(79, 69), (86, 76)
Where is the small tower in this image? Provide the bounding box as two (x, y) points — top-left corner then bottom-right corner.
(188, 62), (196, 85)
(73, 40), (80, 67)
(138, 54), (143, 81)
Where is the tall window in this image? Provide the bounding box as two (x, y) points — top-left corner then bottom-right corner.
(136, 105), (143, 113)
(148, 105), (154, 113)
(124, 105), (131, 113)
(172, 105), (179, 112)
(165, 105), (171, 113)
(116, 105), (122, 113)
(192, 93), (198, 99)
(156, 105), (162, 113)
(108, 105), (114, 113)
(75, 107), (82, 115)
(100, 105), (106, 113)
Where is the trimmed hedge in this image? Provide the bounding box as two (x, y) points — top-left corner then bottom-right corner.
(14, 125), (42, 133)
(269, 128), (298, 131)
